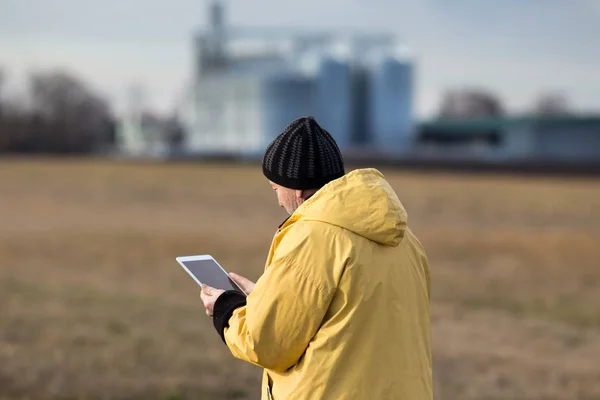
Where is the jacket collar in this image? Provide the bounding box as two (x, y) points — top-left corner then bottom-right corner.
(278, 216), (291, 230)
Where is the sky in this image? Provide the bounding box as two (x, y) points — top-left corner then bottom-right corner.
(1, 0), (599, 119)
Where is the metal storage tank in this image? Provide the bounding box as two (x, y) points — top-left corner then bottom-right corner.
(257, 72), (315, 156)
(368, 48), (414, 152)
(314, 41), (353, 150)
(350, 67), (371, 147)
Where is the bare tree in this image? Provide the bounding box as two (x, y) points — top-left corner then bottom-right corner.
(0, 68), (117, 153)
(439, 88), (505, 119)
(0, 67), (5, 116)
(0, 69), (29, 152)
(534, 92), (571, 116)
(0, 68), (6, 149)
(28, 69), (114, 153)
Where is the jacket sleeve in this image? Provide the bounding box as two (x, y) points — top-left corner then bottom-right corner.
(222, 228), (336, 372)
(213, 290), (247, 343)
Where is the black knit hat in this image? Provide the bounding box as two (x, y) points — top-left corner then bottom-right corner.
(262, 116), (345, 190)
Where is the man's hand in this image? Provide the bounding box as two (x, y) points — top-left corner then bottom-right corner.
(230, 273), (255, 295)
(200, 284), (225, 317)
(200, 273), (254, 317)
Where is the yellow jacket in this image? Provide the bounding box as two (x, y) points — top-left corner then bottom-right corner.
(224, 168), (432, 399)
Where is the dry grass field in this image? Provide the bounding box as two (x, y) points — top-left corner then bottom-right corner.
(1, 158), (600, 400)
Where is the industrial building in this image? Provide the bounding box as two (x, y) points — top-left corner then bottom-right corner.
(116, 2), (600, 171)
(118, 1), (414, 159)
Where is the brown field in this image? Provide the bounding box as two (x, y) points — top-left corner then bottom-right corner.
(1, 158), (600, 400)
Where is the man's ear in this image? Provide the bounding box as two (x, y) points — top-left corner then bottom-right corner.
(296, 189), (305, 203)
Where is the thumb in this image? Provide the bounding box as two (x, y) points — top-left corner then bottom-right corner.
(229, 273), (254, 292)
(201, 284), (213, 295)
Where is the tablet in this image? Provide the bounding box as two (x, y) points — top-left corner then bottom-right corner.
(176, 254), (247, 296)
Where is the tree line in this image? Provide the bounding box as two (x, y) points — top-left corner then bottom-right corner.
(0, 68), (116, 154)
(0, 66), (572, 155)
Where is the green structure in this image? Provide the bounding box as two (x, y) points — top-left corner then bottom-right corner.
(416, 115), (600, 162)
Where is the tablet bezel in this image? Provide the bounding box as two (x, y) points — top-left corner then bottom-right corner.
(176, 254), (248, 296)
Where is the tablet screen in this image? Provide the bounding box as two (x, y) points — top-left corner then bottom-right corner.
(181, 258), (245, 295)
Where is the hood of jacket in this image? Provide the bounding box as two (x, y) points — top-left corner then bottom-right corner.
(282, 168), (407, 247)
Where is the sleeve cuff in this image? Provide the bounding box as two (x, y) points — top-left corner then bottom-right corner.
(213, 290), (247, 343)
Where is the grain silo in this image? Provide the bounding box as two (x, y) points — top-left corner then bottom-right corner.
(260, 72), (316, 151)
(368, 47), (414, 152)
(314, 41), (353, 150)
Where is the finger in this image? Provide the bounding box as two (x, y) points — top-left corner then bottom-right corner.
(200, 287), (215, 304)
(201, 284), (213, 295)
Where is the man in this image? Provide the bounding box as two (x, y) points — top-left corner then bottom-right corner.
(200, 116), (432, 399)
